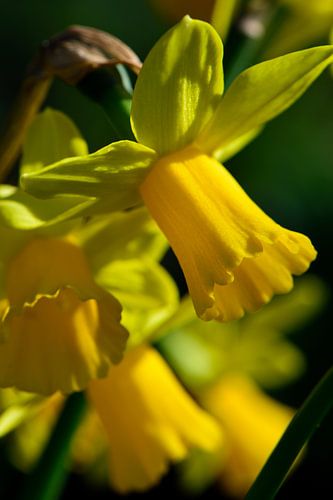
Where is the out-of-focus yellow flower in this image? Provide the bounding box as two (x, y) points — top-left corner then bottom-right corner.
(3, 345), (222, 493)
(157, 276), (326, 495)
(157, 276), (326, 391)
(0, 109), (178, 395)
(201, 374), (295, 497)
(0, 235), (127, 395)
(88, 345), (222, 492)
(266, 0), (333, 57)
(23, 19), (333, 324)
(1, 107), (219, 493)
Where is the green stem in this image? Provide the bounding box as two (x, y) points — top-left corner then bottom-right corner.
(246, 366), (333, 500)
(78, 68), (134, 140)
(19, 392), (87, 500)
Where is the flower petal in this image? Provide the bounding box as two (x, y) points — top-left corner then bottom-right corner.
(131, 16), (224, 155)
(21, 140), (156, 214)
(96, 258), (179, 348)
(0, 238), (128, 395)
(88, 345), (222, 493)
(21, 108), (88, 176)
(196, 46), (333, 156)
(0, 388), (45, 438)
(0, 185), (91, 230)
(74, 207), (168, 273)
(201, 375), (296, 497)
(139, 146), (316, 321)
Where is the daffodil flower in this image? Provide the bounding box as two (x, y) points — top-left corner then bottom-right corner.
(1, 346), (222, 493)
(157, 276), (326, 391)
(0, 108), (222, 492)
(155, 277), (326, 496)
(87, 344), (222, 492)
(0, 109), (178, 395)
(1, 108), (221, 493)
(22, 17), (333, 322)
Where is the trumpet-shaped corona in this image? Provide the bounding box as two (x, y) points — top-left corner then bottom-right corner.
(140, 147), (316, 321)
(88, 345), (222, 492)
(0, 238), (128, 395)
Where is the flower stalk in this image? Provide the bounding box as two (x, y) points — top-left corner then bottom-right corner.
(19, 392), (87, 500)
(246, 365), (333, 499)
(78, 67), (134, 140)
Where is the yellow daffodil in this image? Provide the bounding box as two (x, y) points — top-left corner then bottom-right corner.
(0, 109), (178, 395)
(158, 276), (326, 391)
(87, 344), (222, 492)
(2, 278), (324, 492)
(0, 234), (127, 395)
(2, 345), (222, 492)
(0, 108), (221, 493)
(22, 18), (333, 323)
(156, 277), (325, 496)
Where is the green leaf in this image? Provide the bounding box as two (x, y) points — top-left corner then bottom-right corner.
(196, 45), (333, 155)
(131, 16), (224, 155)
(246, 365), (333, 500)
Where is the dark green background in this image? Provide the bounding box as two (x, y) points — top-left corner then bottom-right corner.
(1, 0), (333, 498)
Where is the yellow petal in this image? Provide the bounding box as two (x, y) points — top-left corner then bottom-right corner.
(139, 146), (316, 321)
(196, 46), (333, 157)
(96, 258), (179, 348)
(0, 388), (44, 438)
(21, 140), (156, 214)
(75, 207), (168, 273)
(211, 0), (240, 41)
(0, 238), (128, 395)
(201, 375), (296, 497)
(21, 108), (88, 176)
(131, 16), (224, 155)
(88, 345), (222, 493)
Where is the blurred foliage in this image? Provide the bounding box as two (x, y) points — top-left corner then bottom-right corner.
(1, 0), (333, 498)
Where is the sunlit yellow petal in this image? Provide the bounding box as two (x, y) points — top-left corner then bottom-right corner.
(131, 16), (224, 155)
(213, 126), (262, 163)
(21, 140), (156, 214)
(201, 375), (296, 497)
(140, 146), (316, 321)
(88, 345), (222, 493)
(196, 46), (333, 156)
(0, 238), (128, 395)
